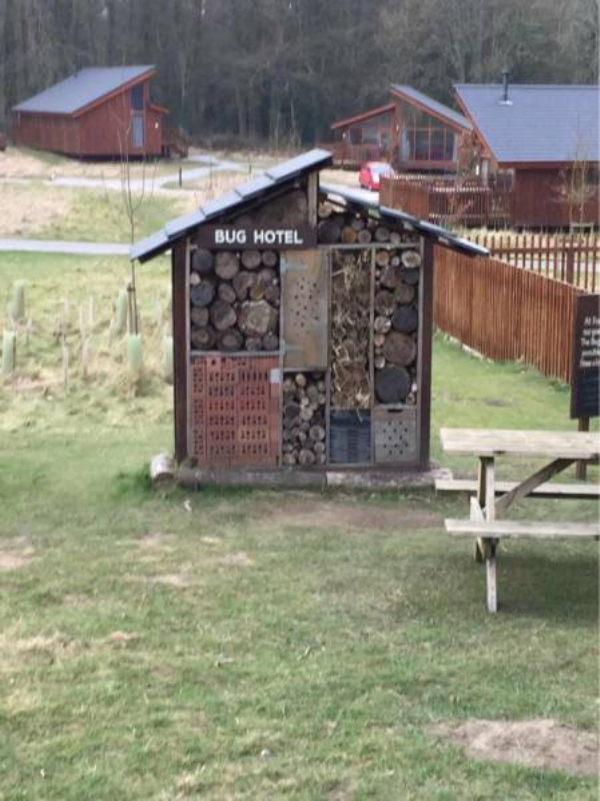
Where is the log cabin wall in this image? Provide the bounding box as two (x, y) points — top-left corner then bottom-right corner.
(11, 78), (165, 158)
(10, 112), (81, 156)
(79, 82), (164, 158)
(177, 177), (431, 472)
(513, 168), (600, 229)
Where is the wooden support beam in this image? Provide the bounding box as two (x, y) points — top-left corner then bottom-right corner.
(435, 478), (600, 499)
(470, 495), (484, 563)
(484, 540), (497, 613)
(576, 417), (590, 480)
(495, 458), (574, 515)
(475, 456), (495, 562)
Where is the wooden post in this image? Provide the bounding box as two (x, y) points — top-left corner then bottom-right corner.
(172, 240), (189, 463)
(482, 456), (498, 612)
(484, 539), (498, 613)
(179, 167), (183, 187)
(576, 416), (590, 479)
(474, 456), (489, 562)
(418, 239), (434, 470)
(566, 245), (574, 285)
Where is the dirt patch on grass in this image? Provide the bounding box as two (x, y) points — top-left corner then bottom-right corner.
(173, 770), (209, 797)
(200, 535), (222, 545)
(257, 495), (441, 533)
(434, 718), (598, 776)
(0, 541), (34, 571)
(4, 687), (43, 713)
(217, 551), (255, 567)
(138, 532), (174, 551)
(0, 631), (81, 673)
(63, 594), (91, 607)
(105, 631), (140, 646)
(148, 573), (191, 588)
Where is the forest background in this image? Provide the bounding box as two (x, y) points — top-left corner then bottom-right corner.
(0, 0), (598, 148)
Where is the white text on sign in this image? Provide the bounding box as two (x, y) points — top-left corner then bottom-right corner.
(214, 229), (305, 246)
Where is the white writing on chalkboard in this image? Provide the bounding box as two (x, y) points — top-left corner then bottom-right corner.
(571, 294), (600, 419)
(214, 228), (305, 246)
(579, 315), (600, 368)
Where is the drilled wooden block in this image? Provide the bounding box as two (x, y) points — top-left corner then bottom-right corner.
(282, 250), (328, 369)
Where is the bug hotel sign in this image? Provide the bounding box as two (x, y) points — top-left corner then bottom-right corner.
(196, 224), (316, 250)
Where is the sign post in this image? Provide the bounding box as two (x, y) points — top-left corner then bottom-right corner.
(570, 294), (600, 480)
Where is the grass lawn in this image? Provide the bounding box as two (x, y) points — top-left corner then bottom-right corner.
(0, 182), (196, 243)
(0, 146), (203, 181)
(0, 254), (597, 799)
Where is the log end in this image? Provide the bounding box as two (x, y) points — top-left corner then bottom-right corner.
(150, 452), (175, 485)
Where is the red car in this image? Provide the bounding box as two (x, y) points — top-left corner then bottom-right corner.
(358, 161), (395, 191)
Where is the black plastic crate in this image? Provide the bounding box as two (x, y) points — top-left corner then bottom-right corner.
(329, 410), (371, 464)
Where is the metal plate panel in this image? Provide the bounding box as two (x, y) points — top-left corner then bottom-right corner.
(374, 407), (418, 463)
(282, 250), (328, 370)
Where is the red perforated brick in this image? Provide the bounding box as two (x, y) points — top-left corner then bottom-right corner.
(238, 411), (269, 428)
(192, 397), (206, 460)
(191, 355), (280, 468)
(191, 358), (206, 398)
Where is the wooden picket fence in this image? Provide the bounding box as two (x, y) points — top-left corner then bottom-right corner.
(380, 176), (513, 229)
(469, 231), (599, 293)
(317, 141), (391, 167)
(433, 247), (582, 384)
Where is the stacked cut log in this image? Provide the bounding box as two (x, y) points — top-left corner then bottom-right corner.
(331, 249), (371, 408)
(189, 247), (280, 352)
(373, 248), (421, 405)
(316, 199), (419, 248)
(281, 372), (327, 467)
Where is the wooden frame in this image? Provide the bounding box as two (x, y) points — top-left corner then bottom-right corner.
(172, 238), (189, 463)
(180, 236), (432, 471)
(418, 239), (434, 469)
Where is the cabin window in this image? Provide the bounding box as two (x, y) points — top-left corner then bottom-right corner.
(131, 84), (144, 111)
(131, 114), (144, 148)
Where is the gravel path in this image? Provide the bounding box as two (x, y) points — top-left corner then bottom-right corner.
(2, 153), (245, 194)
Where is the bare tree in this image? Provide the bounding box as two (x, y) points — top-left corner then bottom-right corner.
(116, 122), (157, 335)
(556, 129), (597, 229)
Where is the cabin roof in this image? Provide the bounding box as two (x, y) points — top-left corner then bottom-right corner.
(13, 66), (156, 115)
(454, 84), (600, 164)
(331, 103), (396, 131)
(319, 183), (488, 257)
(131, 149), (488, 263)
(390, 85), (471, 130)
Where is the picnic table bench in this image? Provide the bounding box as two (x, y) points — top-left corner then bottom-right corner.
(438, 428), (600, 612)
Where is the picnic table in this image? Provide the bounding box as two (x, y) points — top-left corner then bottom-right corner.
(439, 428), (600, 612)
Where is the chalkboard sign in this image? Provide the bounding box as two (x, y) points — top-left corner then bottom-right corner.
(570, 294), (600, 419)
(195, 224), (316, 250)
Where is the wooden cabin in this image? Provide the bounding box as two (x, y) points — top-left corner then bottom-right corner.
(328, 85), (472, 172)
(131, 150), (485, 488)
(454, 83), (600, 229)
(10, 66), (172, 159)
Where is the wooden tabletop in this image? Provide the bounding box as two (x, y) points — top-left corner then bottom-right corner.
(440, 428), (600, 460)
